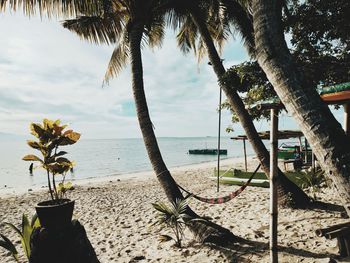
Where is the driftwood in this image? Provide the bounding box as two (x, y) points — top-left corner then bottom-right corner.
(30, 220), (100, 263)
(316, 221), (350, 258)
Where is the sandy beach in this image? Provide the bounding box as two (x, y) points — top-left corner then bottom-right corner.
(0, 157), (348, 263)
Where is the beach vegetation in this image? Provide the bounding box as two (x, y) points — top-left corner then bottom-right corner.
(152, 199), (194, 248)
(22, 119), (80, 201)
(297, 170), (329, 200)
(0, 214), (40, 262)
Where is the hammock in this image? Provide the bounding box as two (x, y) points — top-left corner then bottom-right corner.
(177, 163), (261, 204)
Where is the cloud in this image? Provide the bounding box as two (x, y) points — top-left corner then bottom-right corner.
(0, 11), (254, 139)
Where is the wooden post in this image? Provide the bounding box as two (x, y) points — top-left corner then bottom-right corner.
(344, 103), (350, 136)
(270, 108), (278, 263)
(217, 87), (223, 193)
(304, 138), (308, 163)
(243, 139), (248, 172)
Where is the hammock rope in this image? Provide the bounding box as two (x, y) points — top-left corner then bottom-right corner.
(177, 163), (262, 204)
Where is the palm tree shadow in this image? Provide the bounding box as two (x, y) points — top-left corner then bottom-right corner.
(203, 236), (338, 262)
(307, 200), (348, 218)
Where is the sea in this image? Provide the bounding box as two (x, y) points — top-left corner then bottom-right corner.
(0, 137), (258, 192)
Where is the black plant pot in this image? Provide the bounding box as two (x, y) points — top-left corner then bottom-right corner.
(35, 199), (75, 230)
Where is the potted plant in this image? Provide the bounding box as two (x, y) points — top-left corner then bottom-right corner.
(22, 119), (80, 229)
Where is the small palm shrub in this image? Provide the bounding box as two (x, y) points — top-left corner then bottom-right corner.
(0, 214), (40, 262)
(152, 199), (193, 248)
(297, 170), (328, 200)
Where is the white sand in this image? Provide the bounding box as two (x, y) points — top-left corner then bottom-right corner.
(0, 157), (348, 262)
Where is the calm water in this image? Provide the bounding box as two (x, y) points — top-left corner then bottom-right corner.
(0, 137), (257, 191)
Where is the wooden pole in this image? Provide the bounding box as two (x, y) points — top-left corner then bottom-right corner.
(304, 137), (308, 163)
(217, 87), (223, 193)
(243, 139), (248, 172)
(344, 103), (350, 136)
(270, 108), (278, 263)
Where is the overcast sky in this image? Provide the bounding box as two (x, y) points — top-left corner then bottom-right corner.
(0, 11), (344, 139)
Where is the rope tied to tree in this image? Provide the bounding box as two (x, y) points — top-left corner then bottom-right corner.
(177, 163), (262, 204)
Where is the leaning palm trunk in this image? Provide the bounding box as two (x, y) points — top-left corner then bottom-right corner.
(190, 10), (310, 207)
(129, 22), (184, 203)
(251, 0), (350, 215)
(129, 21), (236, 243)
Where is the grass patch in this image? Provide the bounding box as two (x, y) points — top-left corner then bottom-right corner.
(215, 169), (314, 188)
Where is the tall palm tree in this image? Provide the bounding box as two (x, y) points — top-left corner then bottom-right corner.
(62, 0), (188, 204)
(0, 0), (236, 241)
(250, 0), (350, 215)
(0, 0), (185, 203)
(165, 0), (310, 207)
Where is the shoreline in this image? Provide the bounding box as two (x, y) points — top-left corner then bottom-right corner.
(0, 155), (347, 262)
(0, 156), (250, 198)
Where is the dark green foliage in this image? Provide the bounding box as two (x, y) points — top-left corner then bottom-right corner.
(296, 170), (329, 200)
(224, 0), (349, 123)
(0, 214), (40, 262)
(0, 234), (19, 262)
(286, 0), (350, 87)
(222, 62), (279, 123)
(152, 199), (193, 247)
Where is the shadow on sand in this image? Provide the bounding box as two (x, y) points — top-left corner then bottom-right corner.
(205, 235), (338, 262)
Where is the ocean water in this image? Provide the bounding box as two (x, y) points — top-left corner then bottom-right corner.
(0, 137), (256, 192)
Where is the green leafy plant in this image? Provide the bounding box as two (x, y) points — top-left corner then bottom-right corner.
(22, 119), (80, 201)
(297, 170), (328, 200)
(152, 199), (194, 248)
(0, 214), (40, 262)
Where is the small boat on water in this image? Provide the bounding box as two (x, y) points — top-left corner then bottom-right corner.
(188, 149), (227, 155)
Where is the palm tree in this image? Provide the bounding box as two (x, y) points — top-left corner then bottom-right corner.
(0, 0), (185, 203)
(61, 0), (189, 205)
(165, 0), (310, 207)
(250, 0), (350, 215)
(0, 0), (236, 241)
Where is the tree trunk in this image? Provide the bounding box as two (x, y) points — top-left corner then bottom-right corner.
(190, 10), (310, 207)
(252, 0), (350, 215)
(129, 21), (237, 243)
(129, 22), (185, 203)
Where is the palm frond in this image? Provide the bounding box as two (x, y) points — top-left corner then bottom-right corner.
(144, 15), (165, 49)
(103, 40), (129, 85)
(219, 0), (255, 55)
(0, 234), (19, 262)
(196, 38), (207, 64)
(0, 0), (101, 18)
(165, 6), (189, 32)
(207, 14), (231, 55)
(176, 16), (198, 54)
(62, 13), (124, 45)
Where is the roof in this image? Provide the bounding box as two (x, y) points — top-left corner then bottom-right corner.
(231, 130), (304, 140)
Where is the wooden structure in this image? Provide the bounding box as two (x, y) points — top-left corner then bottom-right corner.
(244, 85), (350, 262)
(240, 102), (282, 263)
(269, 107), (279, 263)
(316, 222), (350, 258)
(320, 82), (350, 135)
(231, 130), (306, 172)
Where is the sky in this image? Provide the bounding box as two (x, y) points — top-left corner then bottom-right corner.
(0, 11), (344, 139)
